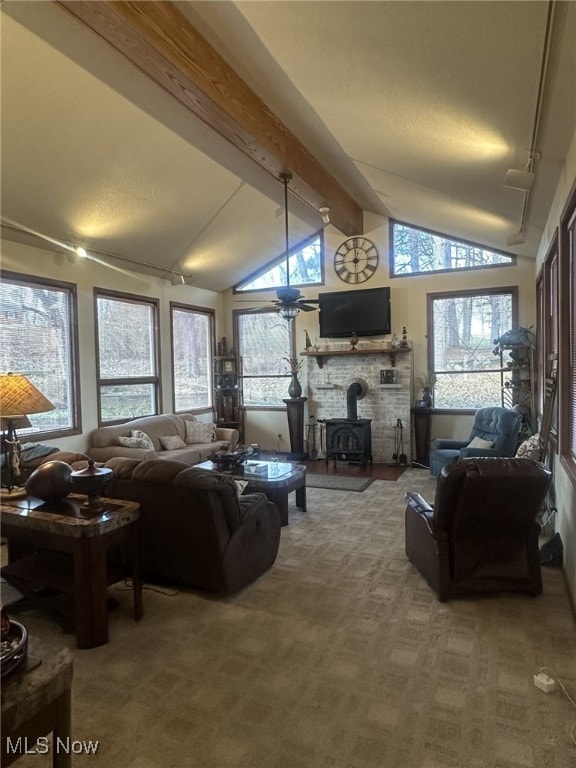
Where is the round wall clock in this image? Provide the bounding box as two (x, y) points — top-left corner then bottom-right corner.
(334, 237), (379, 283)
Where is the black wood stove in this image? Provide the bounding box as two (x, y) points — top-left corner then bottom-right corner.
(325, 419), (372, 468)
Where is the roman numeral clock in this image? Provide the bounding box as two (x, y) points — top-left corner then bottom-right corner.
(334, 237), (379, 283)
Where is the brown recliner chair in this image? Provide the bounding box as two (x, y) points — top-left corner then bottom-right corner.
(405, 458), (552, 601)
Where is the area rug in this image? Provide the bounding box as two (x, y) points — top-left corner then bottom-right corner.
(4, 469), (574, 768)
(305, 474), (374, 491)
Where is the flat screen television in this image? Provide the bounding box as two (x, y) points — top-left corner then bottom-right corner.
(318, 287), (391, 338)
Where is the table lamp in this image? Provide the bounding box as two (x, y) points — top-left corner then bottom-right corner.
(0, 373), (55, 499)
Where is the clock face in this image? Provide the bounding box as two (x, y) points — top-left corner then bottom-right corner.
(334, 237), (379, 283)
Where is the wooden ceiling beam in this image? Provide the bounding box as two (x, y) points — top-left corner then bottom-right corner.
(56, 0), (364, 236)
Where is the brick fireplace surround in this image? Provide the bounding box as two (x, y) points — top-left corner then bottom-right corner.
(303, 345), (412, 465)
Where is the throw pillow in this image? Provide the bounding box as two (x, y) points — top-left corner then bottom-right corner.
(516, 433), (540, 459)
(118, 435), (153, 450)
(131, 429), (155, 451)
(185, 420), (217, 444)
(467, 436), (494, 449)
(159, 435), (186, 451)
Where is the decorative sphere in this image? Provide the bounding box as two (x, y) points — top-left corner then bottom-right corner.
(25, 461), (73, 502)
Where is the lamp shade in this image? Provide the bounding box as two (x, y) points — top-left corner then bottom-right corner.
(0, 373), (55, 418)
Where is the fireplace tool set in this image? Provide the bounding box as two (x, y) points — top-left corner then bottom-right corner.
(391, 419), (407, 466)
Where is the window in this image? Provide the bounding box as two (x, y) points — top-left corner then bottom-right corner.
(235, 232), (323, 292)
(0, 271), (80, 437)
(390, 220), (515, 277)
(559, 184), (576, 484)
(170, 303), (214, 413)
(428, 287), (517, 411)
(536, 234), (558, 436)
(95, 290), (160, 423)
(234, 310), (294, 406)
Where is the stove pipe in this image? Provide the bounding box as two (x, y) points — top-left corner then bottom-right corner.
(347, 382), (363, 420)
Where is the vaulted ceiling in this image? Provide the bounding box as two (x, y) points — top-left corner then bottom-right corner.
(2, 1), (575, 292)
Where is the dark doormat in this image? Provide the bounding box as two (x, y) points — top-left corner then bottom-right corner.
(306, 475), (375, 492)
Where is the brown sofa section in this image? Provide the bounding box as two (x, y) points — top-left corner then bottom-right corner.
(86, 412), (239, 465)
(103, 458), (281, 594)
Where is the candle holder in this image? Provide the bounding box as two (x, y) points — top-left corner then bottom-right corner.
(70, 460), (113, 514)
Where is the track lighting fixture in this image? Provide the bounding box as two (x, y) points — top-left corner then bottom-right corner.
(319, 207), (331, 225)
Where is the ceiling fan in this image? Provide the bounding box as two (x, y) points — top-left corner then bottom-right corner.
(246, 172), (319, 320)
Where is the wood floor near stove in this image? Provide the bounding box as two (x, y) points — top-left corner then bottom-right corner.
(302, 459), (406, 481)
(258, 452), (407, 481)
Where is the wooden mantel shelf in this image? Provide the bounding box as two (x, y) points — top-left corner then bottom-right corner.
(301, 344), (412, 369)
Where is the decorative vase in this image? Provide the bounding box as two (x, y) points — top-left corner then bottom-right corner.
(288, 372), (302, 399)
(422, 387), (433, 408)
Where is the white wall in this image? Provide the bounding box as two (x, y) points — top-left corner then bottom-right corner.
(1, 237), (224, 453)
(229, 211), (537, 456)
(535, 125), (576, 604)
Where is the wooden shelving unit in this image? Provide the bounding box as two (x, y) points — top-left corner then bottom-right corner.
(213, 355), (244, 442)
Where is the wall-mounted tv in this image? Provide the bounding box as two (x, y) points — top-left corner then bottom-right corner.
(318, 287), (391, 338)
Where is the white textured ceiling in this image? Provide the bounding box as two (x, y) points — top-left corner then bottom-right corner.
(1, 1), (575, 291)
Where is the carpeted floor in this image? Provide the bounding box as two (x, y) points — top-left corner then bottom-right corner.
(3, 468), (575, 768)
(305, 474), (374, 491)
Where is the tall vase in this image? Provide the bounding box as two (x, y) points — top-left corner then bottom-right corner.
(422, 387), (433, 408)
(288, 372), (302, 399)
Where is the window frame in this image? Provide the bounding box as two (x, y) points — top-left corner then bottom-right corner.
(169, 302), (215, 415)
(390, 219), (516, 278)
(559, 180), (576, 486)
(536, 232), (559, 448)
(233, 308), (296, 409)
(94, 288), (161, 426)
(233, 230), (324, 294)
(427, 285), (518, 414)
(0, 270), (81, 439)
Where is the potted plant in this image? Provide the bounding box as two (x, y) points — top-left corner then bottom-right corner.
(417, 372), (437, 408)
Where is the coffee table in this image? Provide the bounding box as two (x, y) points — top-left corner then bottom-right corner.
(1, 494), (142, 649)
(196, 460), (306, 526)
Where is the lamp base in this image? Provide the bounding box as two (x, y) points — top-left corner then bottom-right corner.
(1, 486), (27, 501)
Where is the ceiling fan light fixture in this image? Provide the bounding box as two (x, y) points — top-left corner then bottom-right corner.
(503, 169), (535, 191)
(278, 304), (300, 320)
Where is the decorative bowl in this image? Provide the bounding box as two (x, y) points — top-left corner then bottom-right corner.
(1, 619), (28, 678)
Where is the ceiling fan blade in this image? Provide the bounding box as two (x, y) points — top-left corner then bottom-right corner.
(298, 303), (318, 312)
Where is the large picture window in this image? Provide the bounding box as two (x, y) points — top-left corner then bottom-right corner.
(0, 271), (80, 437)
(95, 290), (160, 424)
(428, 287), (517, 411)
(559, 184), (576, 484)
(171, 303), (214, 413)
(234, 310), (294, 406)
(391, 220), (514, 277)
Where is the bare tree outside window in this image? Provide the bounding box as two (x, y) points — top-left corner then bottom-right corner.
(0, 272), (78, 436)
(235, 311), (293, 405)
(95, 291), (160, 423)
(391, 221), (514, 277)
(171, 304), (213, 412)
(429, 288), (516, 410)
(235, 233), (323, 292)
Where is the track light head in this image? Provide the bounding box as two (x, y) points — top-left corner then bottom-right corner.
(319, 207), (330, 225)
(504, 169), (535, 191)
(506, 231), (525, 246)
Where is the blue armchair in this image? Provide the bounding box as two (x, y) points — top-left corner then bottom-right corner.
(429, 406), (523, 477)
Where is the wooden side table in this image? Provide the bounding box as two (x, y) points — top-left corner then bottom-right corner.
(1, 638), (73, 767)
(1, 495), (142, 649)
(411, 407), (433, 468)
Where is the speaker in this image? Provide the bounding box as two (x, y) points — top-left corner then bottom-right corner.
(540, 533), (563, 567)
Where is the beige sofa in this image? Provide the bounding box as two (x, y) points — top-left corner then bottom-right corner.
(86, 413), (239, 465)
